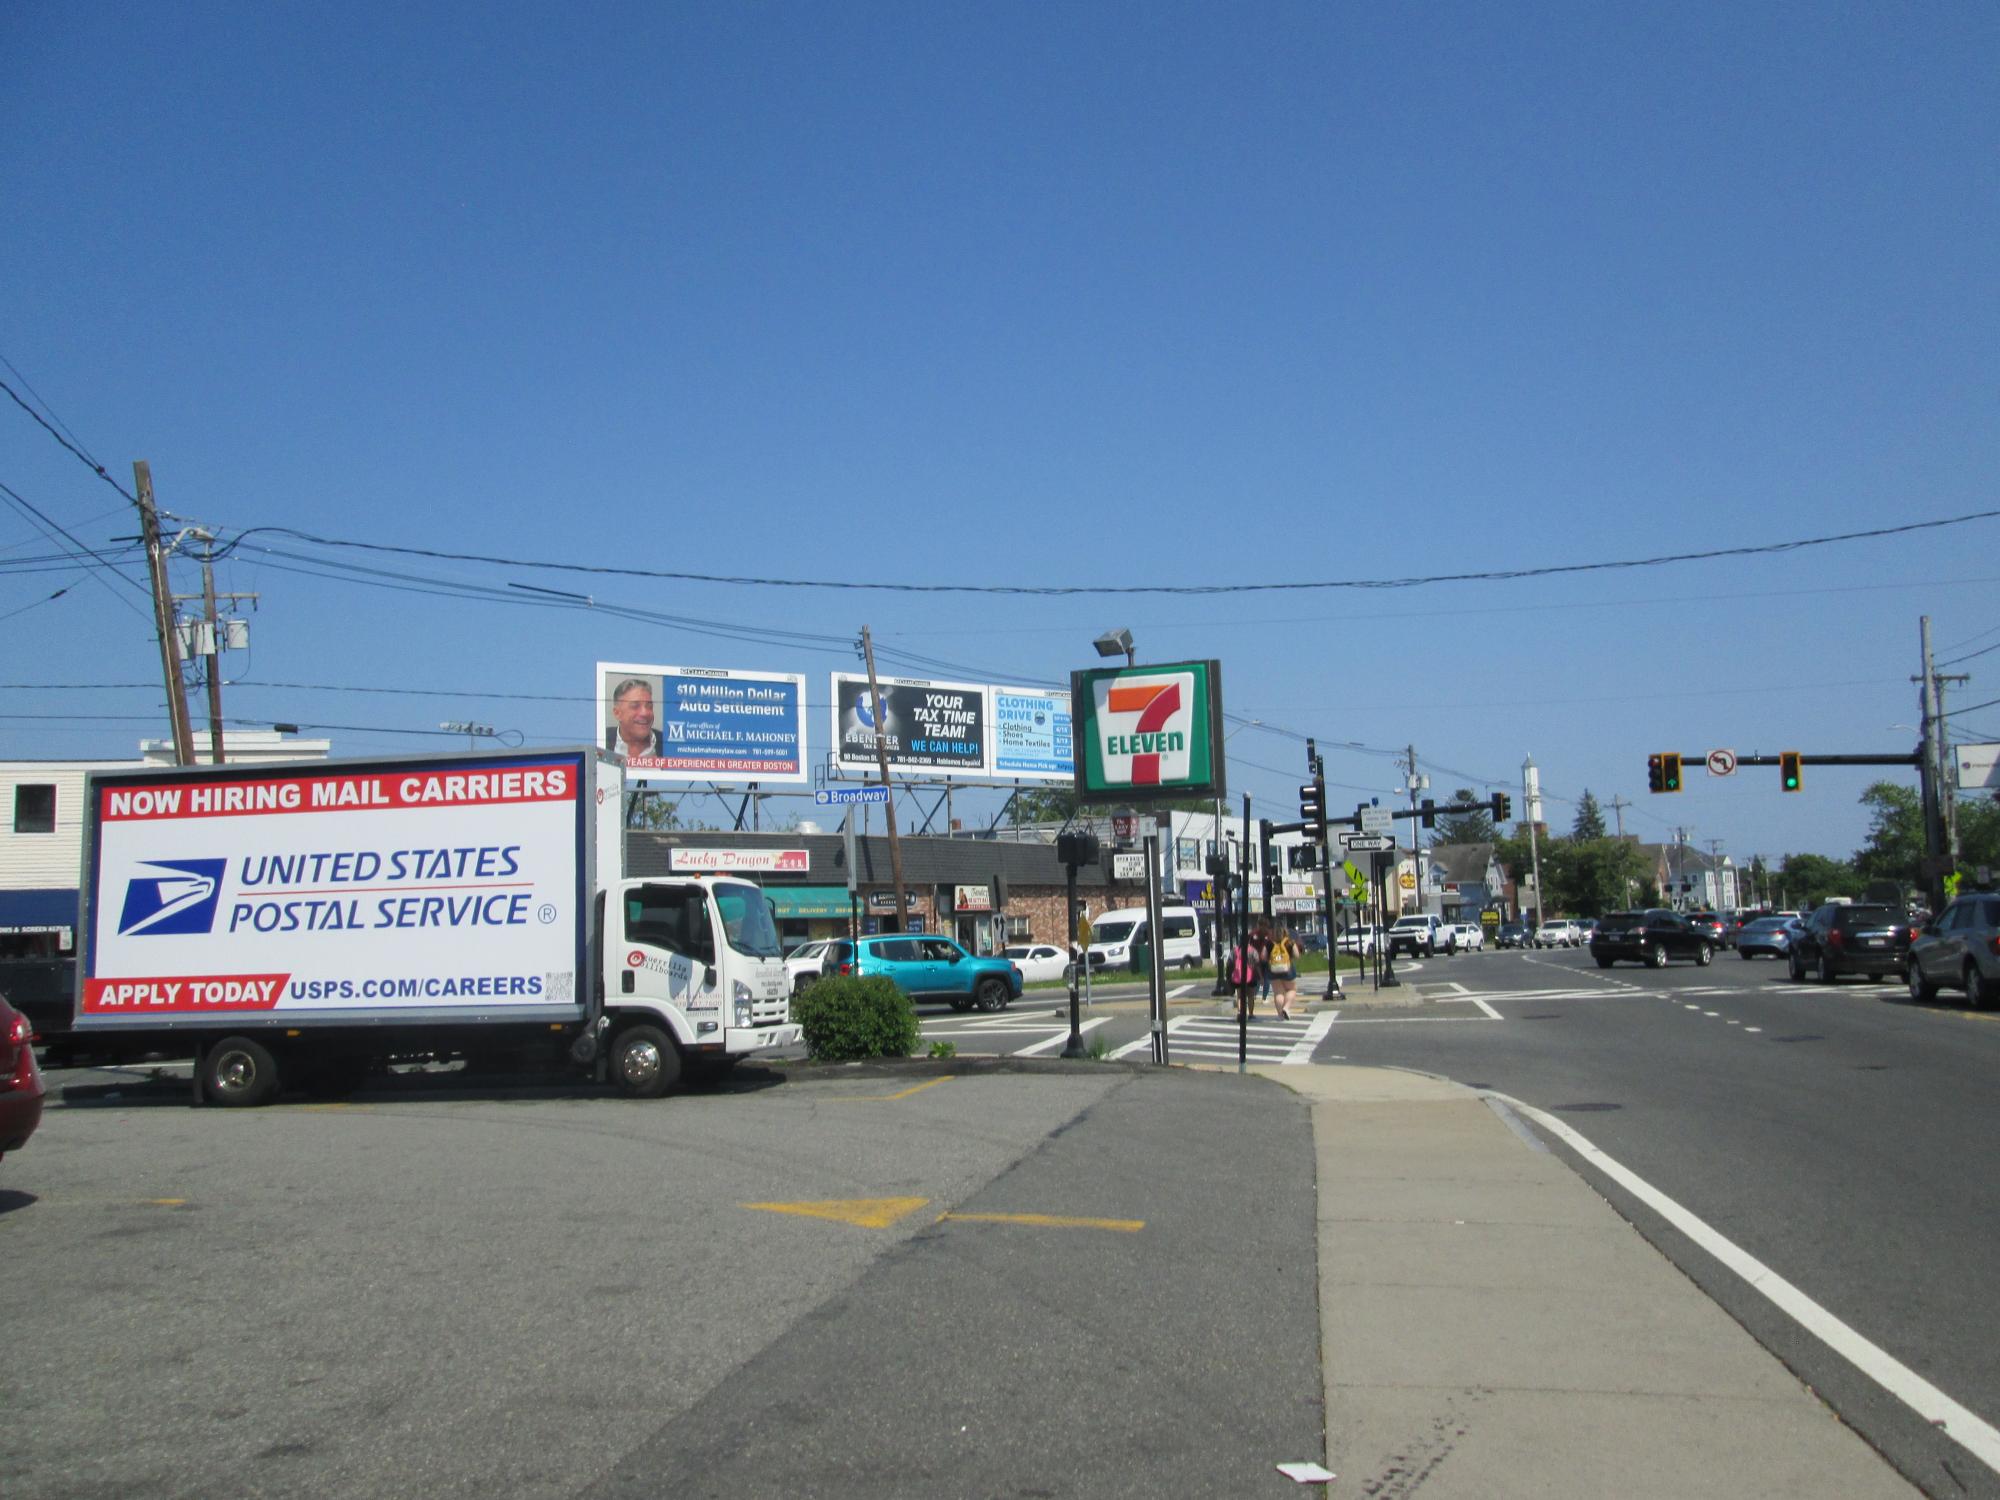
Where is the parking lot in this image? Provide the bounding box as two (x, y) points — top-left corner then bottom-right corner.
(4, 1057), (1324, 1500)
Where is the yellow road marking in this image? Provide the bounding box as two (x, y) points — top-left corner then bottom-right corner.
(741, 1196), (930, 1229)
(823, 1075), (953, 1102)
(938, 1211), (1145, 1233)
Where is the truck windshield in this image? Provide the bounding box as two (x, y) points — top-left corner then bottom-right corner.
(713, 883), (783, 959)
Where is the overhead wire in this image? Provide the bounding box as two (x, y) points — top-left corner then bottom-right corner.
(0, 375), (136, 502)
(215, 507), (2000, 598)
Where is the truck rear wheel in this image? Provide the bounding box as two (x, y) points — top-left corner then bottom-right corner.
(202, 1036), (280, 1107)
(610, 1024), (680, 1099)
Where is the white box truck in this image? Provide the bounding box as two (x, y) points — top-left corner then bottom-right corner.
(72, 747), (801, 1105)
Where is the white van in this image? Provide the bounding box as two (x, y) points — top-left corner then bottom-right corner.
(1085, 905), (1204, 972)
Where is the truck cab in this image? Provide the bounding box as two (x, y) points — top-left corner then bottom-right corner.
(603, 876), (797, 1095)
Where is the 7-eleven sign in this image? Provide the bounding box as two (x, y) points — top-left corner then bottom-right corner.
(1071, 659), (1224, 803)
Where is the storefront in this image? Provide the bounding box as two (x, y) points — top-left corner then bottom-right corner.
(763, 885), (857, 945)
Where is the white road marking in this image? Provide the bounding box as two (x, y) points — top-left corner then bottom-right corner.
(1011, 1018), (1109, 1057)
(1494, 1092), (2000, 1480)
(1746, 1027), (1762, 1033)
(1470, 995), (1503, 1021)
(1286, 1011), (1339, 1064)
(1703, 1011), (1719, 1017)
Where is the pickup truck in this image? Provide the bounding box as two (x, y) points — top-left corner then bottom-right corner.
(1386, 914), (1456, 958)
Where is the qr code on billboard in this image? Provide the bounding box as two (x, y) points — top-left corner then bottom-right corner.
(546, 971), (573, 1003)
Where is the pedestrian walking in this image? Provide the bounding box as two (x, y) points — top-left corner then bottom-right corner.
(1270, 928), (1300, 1020)
(1231, 936), (1258, 1019)
(1252, 923), (1274, 1005)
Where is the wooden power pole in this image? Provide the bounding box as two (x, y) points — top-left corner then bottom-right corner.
(133, 461), (195, 765)
(859, 626), (910, 932)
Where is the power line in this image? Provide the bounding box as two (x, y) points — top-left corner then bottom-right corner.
(218, 507), (2000, 598)
(0, 376), (135, 502)
(0, 478), (154, 619)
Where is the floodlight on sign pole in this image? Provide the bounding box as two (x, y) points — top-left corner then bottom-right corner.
(1093, 628), (1135, 668)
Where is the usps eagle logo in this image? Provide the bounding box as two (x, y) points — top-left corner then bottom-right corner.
(1095, 672), (1196, 787)
(116, 858), (227, 936)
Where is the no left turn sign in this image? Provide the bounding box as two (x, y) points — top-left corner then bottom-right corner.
(1707, 748), (1737, 777)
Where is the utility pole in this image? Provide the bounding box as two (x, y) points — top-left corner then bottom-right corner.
(1916, 616), (1971, 915)
(175, 529), (258, 765)
(1523, 756), (1544, 927)
(1707, 839), (1727, 909)
(1403, 745), (1429, 914)
(859, 626), (910, 933)
(1609, 794), (1635, 907)
(133, 461), (195, 765)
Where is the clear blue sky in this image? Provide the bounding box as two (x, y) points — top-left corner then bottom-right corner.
(5, 1), (1996, 867)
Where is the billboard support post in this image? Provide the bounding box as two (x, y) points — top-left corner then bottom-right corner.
(859, 627), (910, 933)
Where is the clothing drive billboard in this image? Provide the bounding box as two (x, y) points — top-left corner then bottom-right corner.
(830, 675), (1073, 782)
(597, 662), (808, 786)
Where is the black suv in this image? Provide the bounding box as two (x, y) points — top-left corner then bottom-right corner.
(1589, 910), (1716, 969)
(1787, 903), (1911, 984)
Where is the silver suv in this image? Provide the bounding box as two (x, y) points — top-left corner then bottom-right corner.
(1906, 893), (2000, 1009)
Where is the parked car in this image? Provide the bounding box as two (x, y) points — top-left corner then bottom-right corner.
(821, 935), (1023, 1011)
(1788, 902), (1912, 984)
(1387, 914), (1456, 958)
(1337, 924), (1382, 957)
(1686, 912), (1729, 949)
(1496, 920), (1531, 949)
(784, 939), (836, 995)
(1905, 892), (2000, 1008)
(1002, 943), (1070, 984)
(1574, 918), (1598, 944)
(0, 991), (46, 1165)
(1451, 922), (1485, 952)
(1735, 915), (1802, 960)
(1535, 918), (1582, 948)
(1589, 910), (1716, 968)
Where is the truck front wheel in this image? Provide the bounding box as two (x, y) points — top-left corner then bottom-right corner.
(202, 1036), (280, 1107)
(610, 1024), (680, 1099)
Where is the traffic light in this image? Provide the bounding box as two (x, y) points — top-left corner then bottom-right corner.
(1300, 780), (1324, 831)
(1780, 751), (1802, 792)
(1490, 792), (1511, 823)
(1648, 752), (1682, 793)
(1419, 798), (1437, 829)
(1288, 844), (1318, 871)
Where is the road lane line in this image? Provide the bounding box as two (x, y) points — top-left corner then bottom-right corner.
(1470, 996), (1503, 1021)
(940, 1211), (1144, 1232)
(824, 1076), (953, 1103)
(1494, 1092), (2000, 1479)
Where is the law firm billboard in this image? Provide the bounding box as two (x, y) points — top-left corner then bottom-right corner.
(599, 662), (808, 786)
(1070, 660), (1225, 805)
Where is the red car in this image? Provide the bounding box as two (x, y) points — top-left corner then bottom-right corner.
(0, 993), (46, 1163)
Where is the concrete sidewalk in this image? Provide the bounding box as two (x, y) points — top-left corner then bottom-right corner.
(1255, 1064), (1917, 1498)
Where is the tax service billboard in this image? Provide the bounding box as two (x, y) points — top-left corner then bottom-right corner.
(830, 676), (1074, 782)
(599, 662), (808, 785)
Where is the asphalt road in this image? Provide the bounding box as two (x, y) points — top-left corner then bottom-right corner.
(1322, 944), (2000, 1499)
(3, 1057), (1323, 1500)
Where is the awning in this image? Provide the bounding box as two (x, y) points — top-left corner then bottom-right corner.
(0, 888), (78, 934)
(764, 885), (856, 920)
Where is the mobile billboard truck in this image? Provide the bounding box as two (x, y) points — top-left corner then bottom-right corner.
(74, 749), (800, 1105)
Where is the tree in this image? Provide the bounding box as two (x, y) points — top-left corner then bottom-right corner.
(1435, 788), (1494, 845)
(1010, 787), (1079, 824)
(1777, 852), (1860, 908)
(1571, 789), (1607, 841)
(1852, 781), (1923, 889)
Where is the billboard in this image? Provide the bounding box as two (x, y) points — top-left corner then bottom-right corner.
(599, 662), (808, 785)
(992, 687), (1073, 779)
(1071, 660), (1225, 804)
(832, 675), (990, 777)
(79, 751), (589, 1021)
(830, 676), (1073, 782)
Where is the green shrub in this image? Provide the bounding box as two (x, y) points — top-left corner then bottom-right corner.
(928, 1040), (957, 1060)
(792, 976), (920, 1062)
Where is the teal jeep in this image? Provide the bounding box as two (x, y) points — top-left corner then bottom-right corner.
(821, 935), (1023, 1011)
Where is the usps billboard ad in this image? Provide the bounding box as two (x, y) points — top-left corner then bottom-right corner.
(599, 662), (808, 785)
(80, 753), (590, 1022)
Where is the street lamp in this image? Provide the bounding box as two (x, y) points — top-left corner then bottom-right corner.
(1093, 628), (1135, 668)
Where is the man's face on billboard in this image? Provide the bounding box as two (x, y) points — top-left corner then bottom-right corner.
(612, 683), (655, 749)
